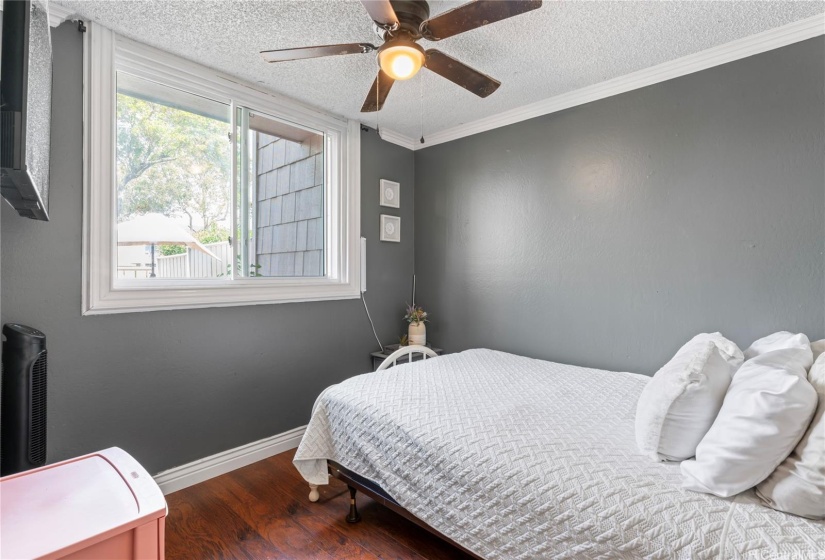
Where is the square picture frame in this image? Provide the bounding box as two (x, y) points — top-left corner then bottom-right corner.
(380, 179), (400, 208)
(380, 214), (401, 243)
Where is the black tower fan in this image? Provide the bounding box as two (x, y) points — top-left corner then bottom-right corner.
(1, 323), (47, 475)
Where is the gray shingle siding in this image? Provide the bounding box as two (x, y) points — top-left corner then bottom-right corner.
(255, 132), (324, 276)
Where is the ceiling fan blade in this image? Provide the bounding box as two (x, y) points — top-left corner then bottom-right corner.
(421, 0), (542, 41)
(424, 50), (500, 98)
(361, 70), (395, 112)
(360, 0), (399, 27)
(260, 43), (376, 63)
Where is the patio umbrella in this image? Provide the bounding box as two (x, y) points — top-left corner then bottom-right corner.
(117, 213), (221, 277)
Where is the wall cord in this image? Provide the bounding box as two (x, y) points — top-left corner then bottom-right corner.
(361, 293), (384, 352)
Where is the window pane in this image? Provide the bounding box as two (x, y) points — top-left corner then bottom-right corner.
(240, 110), (325, 277)
(115, 72), (232, 279)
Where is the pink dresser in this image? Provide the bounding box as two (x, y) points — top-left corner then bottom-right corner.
(0, 447), (166, 560)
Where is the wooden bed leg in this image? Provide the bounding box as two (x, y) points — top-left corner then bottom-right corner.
(308, 484), (320, 503)
(346, 485), (362, 523)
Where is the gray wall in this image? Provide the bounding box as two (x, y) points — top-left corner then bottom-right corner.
(414, 37), (825, 375)
(0, 23), (414, 474)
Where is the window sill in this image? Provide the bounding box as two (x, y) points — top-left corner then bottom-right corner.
(83, 281), (361, 315)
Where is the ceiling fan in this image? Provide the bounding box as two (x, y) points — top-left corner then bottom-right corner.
(260, 0), (543, 112)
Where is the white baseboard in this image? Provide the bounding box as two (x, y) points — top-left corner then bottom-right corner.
(153, 425), (306, 495)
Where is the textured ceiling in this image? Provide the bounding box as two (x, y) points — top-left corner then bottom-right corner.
(55, 1), (824, 139)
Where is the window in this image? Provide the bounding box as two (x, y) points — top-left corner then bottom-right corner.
(115, 75), (232, 279)
(83, 24), (361, 314)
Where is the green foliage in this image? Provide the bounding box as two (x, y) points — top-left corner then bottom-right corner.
(195, 224), (230, 245)
(116, 93), (231, 232)
(157, 224), (229, 258)
(157, 225), (229, 258)
(158, 244), (185, 256)
(218, 255), (263, 278)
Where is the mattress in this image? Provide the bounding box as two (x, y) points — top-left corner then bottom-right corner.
(294, 349), (825, 559)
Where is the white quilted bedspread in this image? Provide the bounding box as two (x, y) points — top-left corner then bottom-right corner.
(294, 349), (825, 559)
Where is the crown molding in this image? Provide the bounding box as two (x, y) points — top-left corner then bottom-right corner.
(378, 128), (418, 151)
(49, 3), (77, 27)
(0, 3), (75, 27)
(381, 13), (824, 152)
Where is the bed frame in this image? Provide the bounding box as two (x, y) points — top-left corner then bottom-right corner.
(326, 461), (483, 559)
(306, 346), (483, 559)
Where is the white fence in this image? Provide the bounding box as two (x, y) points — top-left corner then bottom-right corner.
(157, 242), (231, 278)
(117, 266), (152, 279)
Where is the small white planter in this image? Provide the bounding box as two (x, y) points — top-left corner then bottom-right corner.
(408, 321), (426, 346)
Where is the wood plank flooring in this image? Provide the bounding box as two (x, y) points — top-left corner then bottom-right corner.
(165, 449), (474, 559)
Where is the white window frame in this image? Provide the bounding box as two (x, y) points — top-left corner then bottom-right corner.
(82, 23), (361, 315)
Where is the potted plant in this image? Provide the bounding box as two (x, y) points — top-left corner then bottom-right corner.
(404, 304), (429, 346)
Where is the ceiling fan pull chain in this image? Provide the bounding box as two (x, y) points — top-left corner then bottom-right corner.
(419, 76), (425, 144)
(376, 71), (380, 134)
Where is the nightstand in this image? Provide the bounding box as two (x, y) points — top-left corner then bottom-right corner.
(371, 344), (444, 371)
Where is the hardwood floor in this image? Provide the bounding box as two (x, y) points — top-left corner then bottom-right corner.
(165, 449), (474, 559)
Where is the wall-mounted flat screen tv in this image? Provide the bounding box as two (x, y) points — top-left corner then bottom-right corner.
(1, 0), (52, 221)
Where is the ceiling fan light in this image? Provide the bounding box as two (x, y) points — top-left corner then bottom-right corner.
(378, 42), (425, 81)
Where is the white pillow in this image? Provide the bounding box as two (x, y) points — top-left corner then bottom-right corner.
(743, 330), (810, 360)
(681, 333), (816, 498)
(811, 339), (825, 363)
(756, 352), (825, 519)
(636, 333), (743, 462)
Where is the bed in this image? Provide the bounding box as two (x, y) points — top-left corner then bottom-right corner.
(293, 349), (825, 559)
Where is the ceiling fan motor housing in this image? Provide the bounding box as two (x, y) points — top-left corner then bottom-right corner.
(386, 0), (431, 39)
